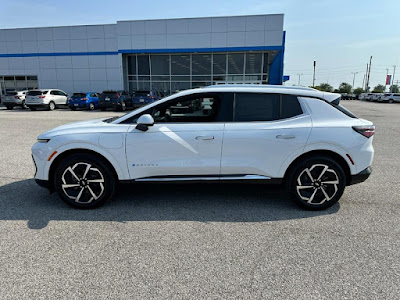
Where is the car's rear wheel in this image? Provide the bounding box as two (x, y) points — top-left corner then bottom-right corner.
(6, 106), (13, 110)
(54, 154), (116, 209)
(22, 100), (28, 109)
(287, 156), (346, 210)
(29, 106), (37, 111)
(388, 99), (394, 104)
(100, 107), (106, 111)
(48, 101), (56, 111)
(89, 103), (95, 110)
(119, 101), (126, 111)
(70, 107), (76, 111)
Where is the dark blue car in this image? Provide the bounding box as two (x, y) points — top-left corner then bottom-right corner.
(132, 90), (160, 108)
(68, 92), (100, 110)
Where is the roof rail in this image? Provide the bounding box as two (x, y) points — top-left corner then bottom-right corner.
(205, 84), (316, 91)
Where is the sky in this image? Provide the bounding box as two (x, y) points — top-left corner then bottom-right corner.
(0, 0), (399, 89)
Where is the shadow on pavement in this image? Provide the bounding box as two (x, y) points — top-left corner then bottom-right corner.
(0, 179), (339, 229)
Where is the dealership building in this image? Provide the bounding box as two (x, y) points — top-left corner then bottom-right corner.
(0, 14), (285, 96)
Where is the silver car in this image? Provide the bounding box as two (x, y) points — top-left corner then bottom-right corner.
(2, 91), (28, 110)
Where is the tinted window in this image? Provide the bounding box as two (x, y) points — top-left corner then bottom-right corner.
(50, 91), (57, 95)
(281, 95), (303, 119)
(6, 91), (18, 95)
(136, 91), (150, 96)
(234, 93), (280, 122)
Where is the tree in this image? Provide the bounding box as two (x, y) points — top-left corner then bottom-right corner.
(338, 82), (352, 94)
(314, 83), (333, 92)
(390, 84), (399, 93)
(372, 84), (385, 93)
(353, 87), (365, 95)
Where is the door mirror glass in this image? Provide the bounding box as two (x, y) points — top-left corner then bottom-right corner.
(136, 114), (154, 131)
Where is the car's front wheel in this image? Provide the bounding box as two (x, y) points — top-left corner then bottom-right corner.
(48, 101), (56, 111)
(287, 156), (346, 210)
(54, 154), (116, 209)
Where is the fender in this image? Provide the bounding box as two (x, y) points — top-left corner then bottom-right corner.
(277, 142), (356, 178)
(43, 140), (130, 181)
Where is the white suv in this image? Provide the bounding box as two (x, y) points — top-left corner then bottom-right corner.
(380, 93), (400, 103)
(26, 89), (68, 111)
(2, 90), (28, 109)
(32, 85), (375, 210)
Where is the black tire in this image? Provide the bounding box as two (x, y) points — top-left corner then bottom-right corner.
(48, 101), (56, 111)
(29, 107), (37, 111)
(70, 107), (76, 111)
(100, 107), (106, 111)
(388, 99), (394, 104)
(287, 156), (346, 210)
(6, 106), (13, 110)
(22, 100), (28, 109)
(54, 153), (116, 209)
(88, 102), (95, 110)
(119, 101), (126, 111)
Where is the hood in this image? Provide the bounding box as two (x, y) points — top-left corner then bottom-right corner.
(37, 118), (110, 139)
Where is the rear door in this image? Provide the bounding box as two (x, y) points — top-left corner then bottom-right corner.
(221, 93), (312, 178)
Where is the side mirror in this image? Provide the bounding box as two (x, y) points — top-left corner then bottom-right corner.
(135, 114), (154, 132)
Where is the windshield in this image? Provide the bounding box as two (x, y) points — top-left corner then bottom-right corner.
(27, 90), (46, 96)
(73, 93), (86, 98)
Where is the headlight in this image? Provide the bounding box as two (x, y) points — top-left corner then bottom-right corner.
(37, 139), (50, 143)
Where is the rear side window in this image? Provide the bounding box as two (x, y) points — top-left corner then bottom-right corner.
(281, 95), (303, 119)
(234, 93), (303, 122)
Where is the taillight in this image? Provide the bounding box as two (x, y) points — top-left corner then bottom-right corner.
(352, 125), (375, 138)
(39, 95), (46, 98)
(81, 98), (88, 101)
(115, 93), (120, 99)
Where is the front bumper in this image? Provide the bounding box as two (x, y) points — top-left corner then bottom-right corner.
(349, 167), (372, 185)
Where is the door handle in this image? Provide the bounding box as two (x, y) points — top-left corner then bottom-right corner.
(196, 136), (215, 140)
(276, 134), (295, 139)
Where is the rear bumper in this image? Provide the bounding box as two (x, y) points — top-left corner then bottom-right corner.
(99, 101), (121, 108)
(349, 167), (371, 185)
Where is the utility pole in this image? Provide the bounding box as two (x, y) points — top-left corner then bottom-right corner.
(364, 63), (369, 90)
(297, 73), (303, 86)
(391, 65), (396, 92)
(362, 74), (366, 91)
(313, 61), (316, 87)
(366, 56), (372, 92)
(351, 72), (358, 90)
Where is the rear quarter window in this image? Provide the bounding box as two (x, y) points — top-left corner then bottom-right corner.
(281, 95), (303, 119)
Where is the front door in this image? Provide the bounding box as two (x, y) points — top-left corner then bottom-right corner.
(125, 92), (232, 180)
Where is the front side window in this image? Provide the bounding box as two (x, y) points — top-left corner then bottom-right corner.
(122, 93), (233, 124)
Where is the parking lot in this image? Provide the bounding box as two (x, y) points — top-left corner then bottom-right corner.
(0, 101), (399, 299)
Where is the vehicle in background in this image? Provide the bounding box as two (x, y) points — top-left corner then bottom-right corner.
(370, 93), (383, 102)
(364, 93), (374, 101)
(98, 90), (132, 111)
(379, 93), (400, 103)
(341, 93), (356, 100)
(2, 90), (28, 109)
(358, 93), (367, 101)
(68, 92), (100, 110)
(26, 89), (68, 111)
(132, 90), (160, 108)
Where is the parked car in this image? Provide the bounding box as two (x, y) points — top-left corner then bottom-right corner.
(364, 93), (374, 101)
(68, 92), (100, 110)
(2, 90), (28, 109)
(32, 85), (374, 210)
(370, 93), (383, 102)
(358, 93), (367, 101)
(379, 93), (400, 103)
(26, 89), (68, 111)
(132, 90), (160, 108)
(98, 90), (132, 111)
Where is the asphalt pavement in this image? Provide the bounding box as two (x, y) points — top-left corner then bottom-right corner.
(0, 101), (399, 299)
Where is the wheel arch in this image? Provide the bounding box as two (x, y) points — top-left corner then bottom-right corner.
(48, 148), (119, 192)
(283, 150), (352, 186)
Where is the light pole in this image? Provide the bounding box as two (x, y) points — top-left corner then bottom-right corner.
(391, 65), (396, 92)
(297, 73), (303, 86)
(351, 72), (358, 91)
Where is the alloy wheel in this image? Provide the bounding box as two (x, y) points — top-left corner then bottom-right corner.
(61, 162), (105, 204)
(296, 164), (339, 205)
